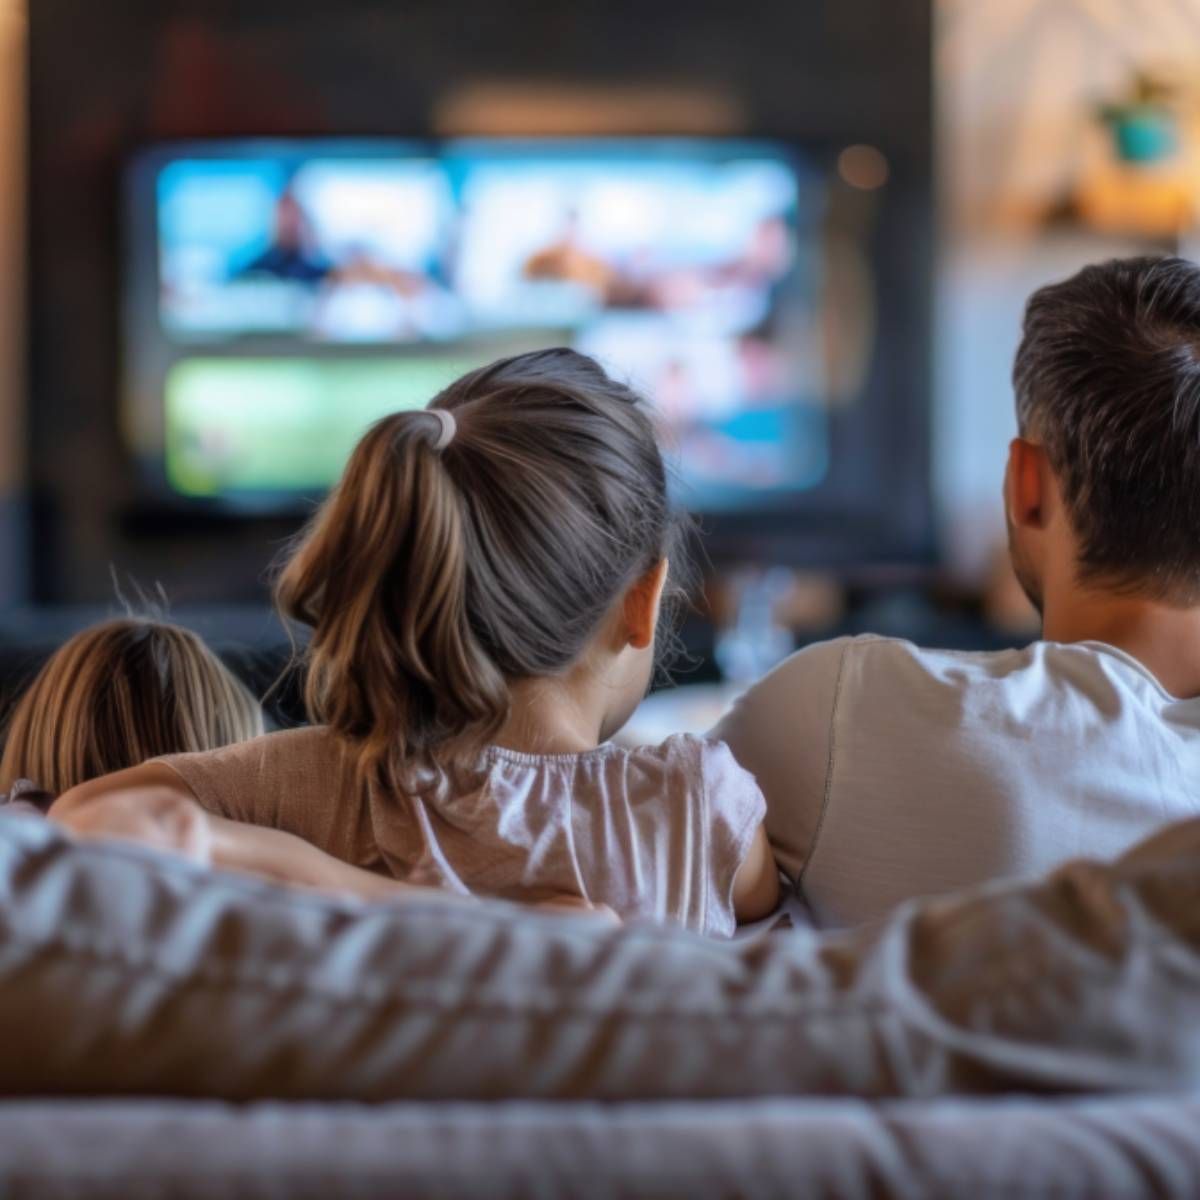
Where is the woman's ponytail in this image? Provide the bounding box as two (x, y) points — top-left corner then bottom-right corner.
(276, 408), (507, 793)
(277, 348), (687, 799)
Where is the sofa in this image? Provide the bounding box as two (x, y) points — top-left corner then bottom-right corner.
(2, 809), (1200, 1198)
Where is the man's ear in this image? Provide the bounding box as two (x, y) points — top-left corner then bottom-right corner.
(1005, 437), (1048, 530)
(622, 559), (669, 651)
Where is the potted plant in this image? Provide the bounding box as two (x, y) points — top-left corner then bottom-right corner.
(1099, 71), (1180, 165)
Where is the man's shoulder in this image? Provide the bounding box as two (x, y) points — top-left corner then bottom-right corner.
(717, 635), (1147, 748)
(751, 635), (1128, 712)
(758, 634), (1031, 685)
(779, 633), (1091, 681)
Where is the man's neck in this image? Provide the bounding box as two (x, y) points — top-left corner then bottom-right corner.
(1042, 589), (1200, 700)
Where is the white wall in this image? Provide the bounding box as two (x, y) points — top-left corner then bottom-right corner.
(934, 0), (1200, 579)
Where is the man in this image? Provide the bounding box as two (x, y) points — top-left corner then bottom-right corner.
(714, 255), (1200, 927)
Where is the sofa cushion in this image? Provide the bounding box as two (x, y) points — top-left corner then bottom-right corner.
(2, 1096), (1199, 1199)
(0, 811), (1199, 1102)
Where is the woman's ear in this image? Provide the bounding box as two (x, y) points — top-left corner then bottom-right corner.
(622, 559), (669, 651)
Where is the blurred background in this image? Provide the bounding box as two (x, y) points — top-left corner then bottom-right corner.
(0, 0), (1198, 724)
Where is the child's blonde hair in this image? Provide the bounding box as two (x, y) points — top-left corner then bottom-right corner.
(0, 618), (264, 796)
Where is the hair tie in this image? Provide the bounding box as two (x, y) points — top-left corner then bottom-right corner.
(428, 408), (456, 452)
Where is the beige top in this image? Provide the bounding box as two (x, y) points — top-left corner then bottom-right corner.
(160, 727), (765, 937)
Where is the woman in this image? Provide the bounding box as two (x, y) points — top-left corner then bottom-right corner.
(51, 349), (777, 931)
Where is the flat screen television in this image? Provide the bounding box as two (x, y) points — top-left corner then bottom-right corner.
(122, 137), (930, 564)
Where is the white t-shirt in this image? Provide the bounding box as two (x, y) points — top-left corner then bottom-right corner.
(711, 635), (1200, 928)
(162, 730), (765, 938)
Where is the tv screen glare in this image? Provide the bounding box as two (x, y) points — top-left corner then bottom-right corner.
(123, 139), (834, 512)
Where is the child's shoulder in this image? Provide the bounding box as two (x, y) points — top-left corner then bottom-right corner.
(477, 735), (766, 827)
(610, 733), (747, 782)
(605, 735), (764, 828)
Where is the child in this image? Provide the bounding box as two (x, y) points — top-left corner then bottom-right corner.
(54, 350), (779, 934)
(7, 618), (521, 905)
(1, 617), (263, 805)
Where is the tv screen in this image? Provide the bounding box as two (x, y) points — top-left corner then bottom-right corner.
(123, 139), (832, 511)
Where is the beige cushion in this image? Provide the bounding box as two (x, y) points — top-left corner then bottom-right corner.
(0, 811), (1198, 1101)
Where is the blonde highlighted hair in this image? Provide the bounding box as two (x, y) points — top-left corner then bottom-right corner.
(0, 618), (264, 797)
(276, 348), (690, 797)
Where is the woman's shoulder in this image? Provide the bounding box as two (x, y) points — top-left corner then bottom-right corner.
(158, 725), (361, 826)
(249, 724), (348, 756)
(158, 723), (357, 790)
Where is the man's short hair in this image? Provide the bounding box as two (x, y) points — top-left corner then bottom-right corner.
(1014, 255), (1200, 602)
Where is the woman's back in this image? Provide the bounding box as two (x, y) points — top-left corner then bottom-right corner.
(160, 726), (764, 936)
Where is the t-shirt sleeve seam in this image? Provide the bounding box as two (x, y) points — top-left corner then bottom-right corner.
(797, 639), (850, 889)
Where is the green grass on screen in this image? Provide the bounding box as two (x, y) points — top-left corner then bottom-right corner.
(165, 357), (476, 496)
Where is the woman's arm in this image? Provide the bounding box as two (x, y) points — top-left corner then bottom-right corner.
(50, 773), (402, 898)
(207, 813), (429, 899)
(732, 824), (781, 922)
(213, 820), (617, 916)
(52, 761), (196, 818)
(49, 775), (214, 863)
(51, 765), (429, 900)
(210, 817), (617, 917)
(51, 768), (616, 917)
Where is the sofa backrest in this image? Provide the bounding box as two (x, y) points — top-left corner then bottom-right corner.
(1, 811), (1199, 1102)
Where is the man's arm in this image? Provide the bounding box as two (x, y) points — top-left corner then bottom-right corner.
(710, 639), (850, 884)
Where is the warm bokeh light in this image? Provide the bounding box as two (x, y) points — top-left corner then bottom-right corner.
(837, 143), (889, 190)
